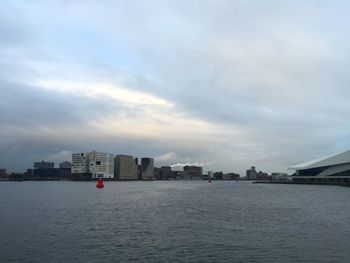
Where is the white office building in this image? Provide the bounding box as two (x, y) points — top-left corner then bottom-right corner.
(72, 151), (115, 179)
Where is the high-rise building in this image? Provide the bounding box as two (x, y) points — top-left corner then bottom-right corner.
(141, 157), (154, 180)
(160, 166), (171, 180)
(34, 161), (54, 169)
(72, 151), (115, 179)
(114, 155), (138, 180)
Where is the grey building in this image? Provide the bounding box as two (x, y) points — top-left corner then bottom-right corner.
(183, 165), (203, 179)
(246, 166), (257, 180)
(160, 166), (171, 180)
(141, 158), (154, 180)
(59, 161), (72, 169)
(115, 155), (138, 180)
(34, 161), (54, 169)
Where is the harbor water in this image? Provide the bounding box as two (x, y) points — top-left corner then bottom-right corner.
(0, 181), (349, 262)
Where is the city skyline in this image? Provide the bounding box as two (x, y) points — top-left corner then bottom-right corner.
(1, 1), (350, 174)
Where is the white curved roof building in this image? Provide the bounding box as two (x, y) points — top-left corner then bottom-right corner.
(289, 150), (350, 185)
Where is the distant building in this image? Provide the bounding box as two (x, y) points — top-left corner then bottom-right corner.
(34, 161), (54, 169)
(271, 172), (289, 181)
(172, 170), (183, 180)
(160, 166), (171, 180)
(141, 158), (154, 180)
(33, 168), (60, 180)
(0, 169), (7, 179)
(153, 167), (161, 180)
(59, 161), (72, 169)
(223, 172), (240, 180)
(289, 150), (350, 186)
(72, 151), (115, 179)
(206, 171), (213, 180)
(114, 155), (138, 180)
(32, 161), (59, 180)
(246, 166), (257, 180)
(183, 165), (202, 179)
(58, 161), (72, 179)
(213, 171), (223, 180)
(256, 171), (269, 180)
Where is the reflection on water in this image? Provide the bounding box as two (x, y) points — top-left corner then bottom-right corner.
(0, 181), (349, 262)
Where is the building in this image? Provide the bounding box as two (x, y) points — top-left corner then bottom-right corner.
(141, 158), (154, 180)
(58, 161), (72, 179)
(256, 171), (269, 180)
(34, 161), (54, 169)
(59, 161), (72, 169)
(223, 172), (240, 180)
(0, 169), (7, 179)
(72, 151), (115, 180)
(114, 155), (138, 180)
(160, 166), (171, 180)
(33, 168), (60, 180)
(271, 172), (289, 181)
(213, 171), (223, 180)
(246, 166), (257, 180)
(289, 150), (350, 186)
(246, 166), (268, 180)
(31, 161), (59, 180)
(153, 167), (161, 180)
(183, 165), (202, 179)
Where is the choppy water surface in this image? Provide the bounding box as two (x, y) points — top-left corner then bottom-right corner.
(0, 181), (349, 263)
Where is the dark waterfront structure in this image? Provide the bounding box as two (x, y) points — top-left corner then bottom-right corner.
(141, 158), (154, 180)
(246, 166), (257, 180)
(289, 150), (350, 186)
(34, 161), (54, 169)
(0, 169), (7, 179)
(160, 166), (171, 180)
(183, 165), (202, 179)
(246, 166), (268, 180)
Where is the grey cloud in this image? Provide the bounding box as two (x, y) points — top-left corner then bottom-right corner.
(1, 0), (350, 174)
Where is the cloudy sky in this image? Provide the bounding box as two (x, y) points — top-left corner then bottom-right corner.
(1, 0), (350, 174)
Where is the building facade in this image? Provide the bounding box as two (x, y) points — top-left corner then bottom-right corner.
(160, 166), (171, 180)
(59, 161), (72, 169)
(114, 155), (138, 180)
(246, 166), (257, 180)
(72, 151), (115, 179)
(289, 150), (350, 186)
(183, 166), (203, 179)
(34, 161), (54, 169)
(141, 158), (154, 180)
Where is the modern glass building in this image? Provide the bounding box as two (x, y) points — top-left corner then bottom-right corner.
(114, 155), (138, 180)
(141, 158), (154, 180)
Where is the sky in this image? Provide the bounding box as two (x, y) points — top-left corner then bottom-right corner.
(1, 0), (350, 174)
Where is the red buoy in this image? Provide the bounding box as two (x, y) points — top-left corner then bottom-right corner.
(96, 178), (104, 189)
(208, 178), (212, 183)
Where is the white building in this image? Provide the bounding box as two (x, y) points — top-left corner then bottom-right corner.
(72, 151), (115, 179)
(289, 150), (350, 185)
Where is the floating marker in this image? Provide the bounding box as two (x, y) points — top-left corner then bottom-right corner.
(96, 178), (104, 189)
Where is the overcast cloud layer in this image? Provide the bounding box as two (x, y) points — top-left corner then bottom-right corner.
(1, 0), (350, 174)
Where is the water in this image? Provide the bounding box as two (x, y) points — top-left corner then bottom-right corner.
(0, 181), (349, 263)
